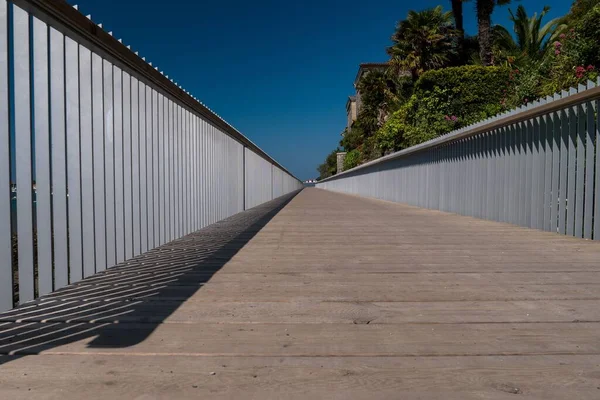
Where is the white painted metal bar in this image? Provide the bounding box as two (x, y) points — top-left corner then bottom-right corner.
(79, 45), (95, 278)
(138, 82), (147, 254)
(542, 110), (553, 232)
(558, 97), (569, 235)
(167, 99), (173, 242)
(33, 16), (52, 296)
(92, 53), (106, 272)
(583, 90), (595, 239)
(50, 27), (69, 290)
(131, 77), (140, 256)
(122, 72), (133, 260)
(113, 66), (125, 264)
(566, 89), (577, 236)
(0, 0), (11, 310)
(174, 104), (179, 237)
(151, 89), (159, 246)
(595, 94), (600, 240)
(550, 96), (561, 234)
(574, 94), (585, 238)
(14, 5), (35, 302)
(158, 92), (165, 245)
(146, 85), (153, 248)
(65, 36), (82, 283)
(183, 109), (189, 234)
(103, 59), (116, 267)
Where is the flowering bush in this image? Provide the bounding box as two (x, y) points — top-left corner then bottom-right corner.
(539, 5), (600, 95)
(542, 27), (599, 95)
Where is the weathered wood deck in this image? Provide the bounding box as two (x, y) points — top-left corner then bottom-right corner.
(1, 187), (600, 399)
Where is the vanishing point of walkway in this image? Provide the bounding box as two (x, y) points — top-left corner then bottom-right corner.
(1, 188), (600, 399)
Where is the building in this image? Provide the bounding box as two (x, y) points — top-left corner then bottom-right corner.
(343, 63), (389, 135)
(345, 96), (357, 133)
(353, 62), (389, 117)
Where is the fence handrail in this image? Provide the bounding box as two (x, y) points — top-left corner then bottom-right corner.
(15, 0), (299, 182)
(319, 78), (600, 183)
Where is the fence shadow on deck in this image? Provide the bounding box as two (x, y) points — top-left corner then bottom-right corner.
(0, 191), (300, 365)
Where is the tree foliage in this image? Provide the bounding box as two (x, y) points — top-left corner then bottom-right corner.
(374, 65), (509, 150)
(343, 149), (362, 171)
(316, 0), (600, 178)
(493, 5), (564, 62)
(387, 6), (457, 80)
(316, 149), (340, 180)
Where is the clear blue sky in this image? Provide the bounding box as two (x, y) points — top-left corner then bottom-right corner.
(70, 0), (571, 180)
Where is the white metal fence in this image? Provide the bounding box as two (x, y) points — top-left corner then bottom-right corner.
(0, 0), (302, 311)
(318, 80), (600, 242)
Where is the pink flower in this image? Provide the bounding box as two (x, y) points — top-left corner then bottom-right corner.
(555, 49), (561, 55)
(554, 41), (562, 48)
(575, 66), (586, 79)
(587, 65), (595, 71)
(450, 115), (458, 122)
(559, 33), (566, 39)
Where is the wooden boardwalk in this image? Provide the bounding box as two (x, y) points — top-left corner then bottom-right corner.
(2, 187), (600, 399)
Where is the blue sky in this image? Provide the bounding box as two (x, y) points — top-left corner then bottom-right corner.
(70, 0), (571, 180)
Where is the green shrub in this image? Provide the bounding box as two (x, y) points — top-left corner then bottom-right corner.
(414, 65), (509, 121)
(373, 65), (510, 151)
(408, 66), (508, 145)
(343, 149), (362, 170)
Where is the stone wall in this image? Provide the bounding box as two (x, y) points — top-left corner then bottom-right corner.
(336, 152), (347, 174)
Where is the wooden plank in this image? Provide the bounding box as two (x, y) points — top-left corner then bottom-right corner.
(3, 298), (600, 325)
(1, 321), (600, 357)
(2, 354), (600, 400)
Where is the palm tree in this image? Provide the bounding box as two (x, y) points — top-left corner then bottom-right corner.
(476, 0), (511, 66)
(450, 0), (465, 55)
(493, 5), (565, 62)
(387, 6), (457, 80)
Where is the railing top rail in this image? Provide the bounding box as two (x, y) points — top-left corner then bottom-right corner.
(318, 78), (600, 183)
(16, 0), (299, 182)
